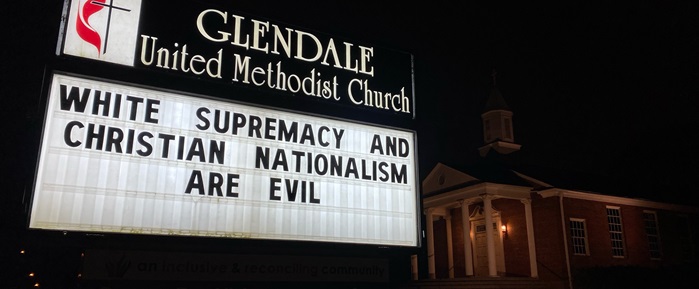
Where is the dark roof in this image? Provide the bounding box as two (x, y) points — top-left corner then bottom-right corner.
(483, 86), (510, 112)
(512, 163), (620, 194)
(442, 153), (531, 188)
(443, 150), (626, 197)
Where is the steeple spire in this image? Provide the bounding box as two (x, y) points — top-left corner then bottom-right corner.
(492, 69), (497, 87)
(484, 69), (510, 112)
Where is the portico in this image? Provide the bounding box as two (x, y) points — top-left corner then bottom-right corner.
(423, 181), (538, 279)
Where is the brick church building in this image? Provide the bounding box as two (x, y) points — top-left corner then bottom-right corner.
(415, 81), (699, 289)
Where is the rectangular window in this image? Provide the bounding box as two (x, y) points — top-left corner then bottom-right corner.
(484, 120), (491, 141)
(570, 218), (589, 255)
(643, 211), (661, 259)
(504, 117), (513, 140)
(607, 206), (625, 257)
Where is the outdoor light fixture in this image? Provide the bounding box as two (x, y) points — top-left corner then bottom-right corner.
(501, 224), (508, 239)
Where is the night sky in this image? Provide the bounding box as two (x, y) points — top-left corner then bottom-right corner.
(2, 0), (699, 213)
(298, 1), (699, 206)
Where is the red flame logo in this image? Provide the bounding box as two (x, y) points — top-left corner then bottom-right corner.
(76, 0), (106, 54)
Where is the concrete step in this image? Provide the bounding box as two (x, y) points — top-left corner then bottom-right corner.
(398, 277), (562, 289)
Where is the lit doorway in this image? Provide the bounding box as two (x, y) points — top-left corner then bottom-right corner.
(472, 214), (505, 276)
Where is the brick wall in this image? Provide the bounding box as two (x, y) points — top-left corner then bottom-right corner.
(494, 198), (531, 277)
(563, 197), (696, 269)
(531, 195), (569, 282)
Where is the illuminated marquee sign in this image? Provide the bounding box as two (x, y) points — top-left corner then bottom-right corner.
(29, 73), (419, 246)
(60, 0), (415, 118)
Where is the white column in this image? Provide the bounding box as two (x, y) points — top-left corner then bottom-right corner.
(483, 195), (498, 277)
(445, 214), (454, 278)
(522, 199), (539, 278)
(426, 208), (436, 279)
(461, 200), (474, 276)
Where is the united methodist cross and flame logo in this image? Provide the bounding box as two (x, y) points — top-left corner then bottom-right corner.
(64, 0), (142, 66)
(75, 0), (132, 55)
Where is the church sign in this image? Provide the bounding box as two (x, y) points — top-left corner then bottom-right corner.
(32, 0), (419, 247)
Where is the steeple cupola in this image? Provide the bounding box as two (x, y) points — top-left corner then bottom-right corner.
(478, 71), (521, 157)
